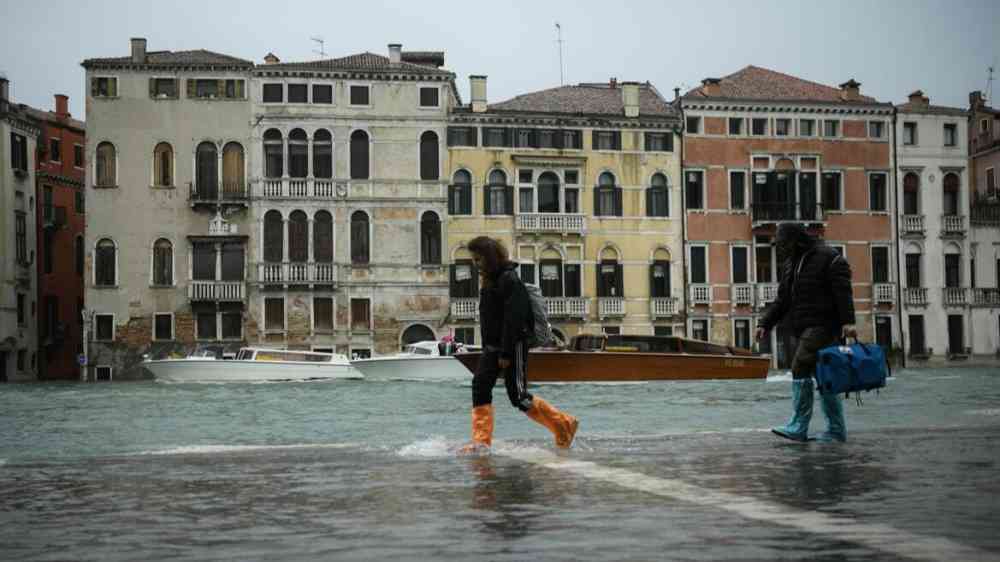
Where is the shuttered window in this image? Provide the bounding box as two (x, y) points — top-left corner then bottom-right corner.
(448, 170), (472, 215)
(153, 142), (173, 187)
(222, 142), (245, 196)
(449, 260), (479, 298)
(192, 243), (216, 281)
(221, 243), (244, 281)
(96, 142), (116, 187)
(596, 260), (624, 297)
(265, 298), (284, 331)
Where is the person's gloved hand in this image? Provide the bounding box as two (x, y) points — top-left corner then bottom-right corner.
(842, 325), (858, 340)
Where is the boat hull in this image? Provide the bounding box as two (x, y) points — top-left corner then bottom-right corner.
(145, 359), (363, 383)
(453, 350), (769, 382)
(351, 356), (471, 382)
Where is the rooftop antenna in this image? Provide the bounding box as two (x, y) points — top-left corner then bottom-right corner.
(987, 64), (995, 104)
(311, 36), (326, 58)
(555, 22), (564, 86)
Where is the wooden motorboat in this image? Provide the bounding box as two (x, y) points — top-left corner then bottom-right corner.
(453, 334), (770, 382)
(145, 346), (362, 383)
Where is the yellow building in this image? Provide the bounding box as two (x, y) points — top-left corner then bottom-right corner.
(444, 77), (684, 345)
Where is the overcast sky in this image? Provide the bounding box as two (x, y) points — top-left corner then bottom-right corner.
(2, 0), (998, 119)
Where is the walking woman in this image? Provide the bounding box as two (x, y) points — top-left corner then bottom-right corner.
(460, 236), (579, 453)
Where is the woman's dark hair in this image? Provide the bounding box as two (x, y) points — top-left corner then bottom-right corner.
(467, 236), (509, 276)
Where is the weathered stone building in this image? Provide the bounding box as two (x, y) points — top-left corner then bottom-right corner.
(967, 90), (1000, 359)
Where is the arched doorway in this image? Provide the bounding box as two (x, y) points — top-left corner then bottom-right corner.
(401, 324), (436, 348)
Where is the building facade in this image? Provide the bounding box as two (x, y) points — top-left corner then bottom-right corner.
(1, 77), (41, 381)
(82, 39), (254, 379)
(249, 45), (457, 357)
(25, 94), (86, 380)
(446, 77), (683, 344)
(967, 91), (1000, 359)
(681, 67), (897, 366)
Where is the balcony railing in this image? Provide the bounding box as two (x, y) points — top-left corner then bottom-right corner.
(42, 205), (66, 229)
(650, 297), (678, 318)
(189, 280), (245, 301)
(732, 284), (754, 306)
(972, 288), (1000, 307)
(901, 214), (925, 234)
(940, 214), (966, 235)
(256, 262), (337, 285)
(190, 181), (249, 204)
(515, 213), (586, 235)
(971, 202), (1000, 226)
(544, 297), (589, 319)
(902, 287), (928, 306)
(757, 283), (778, 308)
(450, 298), (479, 320)
(751, 203), (825, 226)
(873, 283), (896, 304)
(942, 287), (969, 306)
(598, 297), (626, 318)
(689, 284), (711, 305)
(257, 178), (340, 199)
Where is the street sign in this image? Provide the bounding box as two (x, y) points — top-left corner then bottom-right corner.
(77, 354), (87, 367)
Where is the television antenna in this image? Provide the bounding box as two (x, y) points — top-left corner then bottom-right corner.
(311, 36), (326, 58)
(987, 63), (995, 104)
(555, 22), (564, 86)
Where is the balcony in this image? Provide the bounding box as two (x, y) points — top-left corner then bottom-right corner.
(940, 215), (966, 236)
(650, 297), (678, 318)
(190, 181), (249, 206)
(901, 214), (925, 235)
(972, 131), (1000, 153)
(751, 203), (825, 228)
(256, 262), (337, 286)
(450, 298), (479, 320)
(942, 287), (968, 307)
(189, 280), (245, 302)
(598, 297), (625, 318)
(515, 213), (586, 235)
(256, 178), (341, 199)
(902, 287), (928, 306)
(42, 205), (66, 229)
(544, 297), (589, 319)
(971, 202), (1000, 227)
(689, 284), (711, 306)
(732, 284), (754, 306)
(757, 283), (778, 308)
(972, 288), (1000, 307)
(873, 283), (896, 305)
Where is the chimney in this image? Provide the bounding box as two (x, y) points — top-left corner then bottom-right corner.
(673, 87), (680, 101)
(907, 90), (929, 107)
(388, 43), (402, 64)
(54, 94), (69, 118)
(263, 52), (280, 65)
(839, 79), (861, 101)
(470, 75), (487, 113)
(0, 75), (9, 101)
(130, 37), (147, 64)
(970, 91), (985, 109)
(609, 77), (618, 89)
(622, 81), (640, 117)
(701, 78), (721, 97)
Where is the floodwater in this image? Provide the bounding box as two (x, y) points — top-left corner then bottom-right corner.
(1, 369), (999, 561)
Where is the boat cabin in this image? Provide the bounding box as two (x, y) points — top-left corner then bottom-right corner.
(234, 348), (338, 363)
(569, 334), (754, 356)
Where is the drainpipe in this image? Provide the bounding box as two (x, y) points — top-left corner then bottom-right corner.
(891, 106), (907, 369)
(677, 90), (689, 338)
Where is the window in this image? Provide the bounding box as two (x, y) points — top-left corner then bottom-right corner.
(751, 118), (768, 136)
(221, 308), (242, 339)
(153, 142), (173, 187)
(192, 243), (216, 281)
(10, 132), (27, 171)
(905, 253), (921, 287)
(287, 83), (308, 103)
(96, 142), (116, 187)
(799, 119), (815, 137)
(95, 238), (116, 286)
(603, 326), (621, 336)
(774, 119), (790, 136)
(196, 310), (218, 340)
(869, 173), (887, 211)
(728, 118), (743, 135)
(908, 315), (926, 355)
(686, 170), (704, 210)
(454, 327), (475, 345)
(265, 298), (284, 332)
(75, 190), (85, 214)
(539, 259), (564, 297)
(450, 259), (479, 298)
(95, 314), (114, 341)
(447, 127), (477, 147)
(263, 129), (283, 178)
(596, 259), (624, 297)
(150, 78), (177, 98)
(821, 172), (841, 211)
(193, 79), (220, 98)
(982, 119), (991, 133)
(223, 80), (245, 99)
(654, 326), (673, 337)
(903, 122), (917, 145)
(421, 212), (441, 265)
(945, 254), (961, 288)
(351, 299), (371, 331)
(872, 246), (890, 283)
(74, 145), (84, 168)
(314, 210), (333, 264)
(755, 241), (775, 283)
(420, 131), (439, 180)
(314, 297), (334, 332)
(484, 170), (512, 215)
(987, 168), (997, 197)
(222, 142), (245, 197)
(196, 141), (218, 198)
(536, 129), (556, 148)
(691, 319), (709, 341)
(49, 138), (61, 162)
(449, 170), (472, 215)
(869, 121), (884, 139)
(594, 172), (622, 217)
(823, 120), (839, 138)
(288, 210), (308, 263)
(947, 315), (964, 355)
(419, 87), (439, 107)
(903, 172), (920, 214)
(944, 124), (957, 147)
(482, 128), (509, 147)
(535, 172), (559, 213)
(75, 236), (84, 276)
(519, 262), (536, 285)
(729, 171), (746, 210)
(152, 239), (172, 286)
(650, 260), (671, 297)
(592, 130), (621, 150)
(262, 83), (283, 103)
(351, 210), (370, 265)
(689, 246), (707, 284)
(221, 243), (243, 281)
(312, 84), (333, 104)
(686, 116), (700, 134)
(732, 246), (749, 284)
(350, 130), (369, 179)
(263, 210), (284, 263)
(647, 173), (669, 217)
(16, 294), (25, 326)
(565, 263), (581, 296)
(350, 85), (370, 106)
(15, 211), (26, 264)
(561, 130), (583, 149)
(154, 313), (173, 341)
(307, 130), (332, 179)
(734, 319), (751, 350)
(943, 173), (960, 216)
(644, 132), (673, 152)
(91, 77), (117, 98)
(288, 129), (307, 178)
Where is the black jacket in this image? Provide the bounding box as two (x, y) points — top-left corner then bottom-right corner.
(478, 263), (531, 358)
(760, 243), (855, 337)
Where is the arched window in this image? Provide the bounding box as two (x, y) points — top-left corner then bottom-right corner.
(943, 173), (960, 216)
(597, 247), (624, 297)
(599, 172), (615, 187)
(449, 169), (472, 215)
(153, 142), (173, 187)
(96, 142), (116, 187)
(650, 256), (671, 297)
(420, 211), (441, 265)
(288, 210), (308, 263)
(351, 210), (370, 264)
(222, 142), (245, 197)
(538, 171), (560, 213)
(263, 210), (283, 263)
(95, 238), (116, 286)
(313, 129), (332, 179)
(647, 173), (669, 217)
(196, 142), (218, 199)
(313, 211), (333, 263)
(401, 324), (436, 347)
(420, 131), (439, 180)
(595, 172), (622, 217)
(485, 169), (511, 215)
(903, 172), (920, 215)
(288, 129), (308, 178)
(263, 129), (283, 178)
(152, 239), (173, 286)
(350, 130), (369, 180)
(75, 235), (84, 277)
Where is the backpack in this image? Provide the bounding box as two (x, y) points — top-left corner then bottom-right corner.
(521, 282), (554, 348)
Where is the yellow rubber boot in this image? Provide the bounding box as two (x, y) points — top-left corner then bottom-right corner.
(458, 405), (494, 454)
(525, 397), (579, 448)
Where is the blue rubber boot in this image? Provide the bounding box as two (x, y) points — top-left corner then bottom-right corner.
(816, 391), (847, 442)
(772, 379), (814, 442)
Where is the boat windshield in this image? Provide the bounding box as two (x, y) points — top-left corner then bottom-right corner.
(253, 350), (332, 363)
(189, 345), (224, 359)
(403, 345), (435, 356)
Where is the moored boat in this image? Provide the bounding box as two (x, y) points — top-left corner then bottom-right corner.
(453, 334), (769, 382)
(351, 340), (480, 382)
(145, 346), (363, 383)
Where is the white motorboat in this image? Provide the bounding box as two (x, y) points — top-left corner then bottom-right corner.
(145, 346), (363, 383)
(350, 340), (477, 382)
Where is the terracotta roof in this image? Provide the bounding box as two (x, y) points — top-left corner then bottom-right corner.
(488, 83), (677, 117)
(895, 101), (967, 116)
(19, 104), (85, 132)
(683, 65), (880, 104)
(82, 49), (253, 68)
(258, 52), (452, 76)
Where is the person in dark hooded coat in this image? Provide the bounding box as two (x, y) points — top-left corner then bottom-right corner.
(756, 223), (856, 442)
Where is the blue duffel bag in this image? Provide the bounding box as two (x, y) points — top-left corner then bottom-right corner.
(814, 340), (889, 398)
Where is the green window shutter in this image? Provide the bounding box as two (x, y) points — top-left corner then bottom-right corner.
(109, 78), (117, 97)
(236, 80), (245, 99)
(186, 79), (196, 98)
